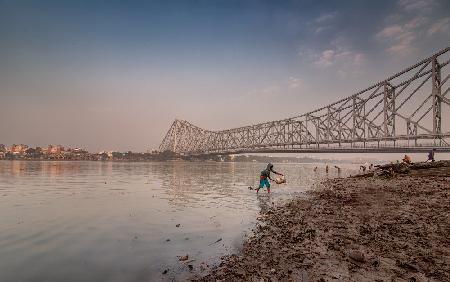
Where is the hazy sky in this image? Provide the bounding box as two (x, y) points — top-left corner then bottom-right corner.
(1, 0), (449, 151)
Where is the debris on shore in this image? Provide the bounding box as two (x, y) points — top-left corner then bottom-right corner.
(208, 238), (222, 246)
(194, 161), (450, 281)
(355, 160), (450, 178)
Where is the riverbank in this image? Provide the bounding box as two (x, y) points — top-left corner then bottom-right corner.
(195, 163), (450, 281)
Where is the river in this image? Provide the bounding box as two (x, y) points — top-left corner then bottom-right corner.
(0, 160), (358, 281)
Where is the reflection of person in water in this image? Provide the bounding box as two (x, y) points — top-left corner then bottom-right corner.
(256, 193), (273, 214)
(256, 163), (283, 194)
(334, 165), (342, 177)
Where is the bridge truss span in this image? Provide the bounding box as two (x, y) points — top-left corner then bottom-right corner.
(160, 47), (450, 155)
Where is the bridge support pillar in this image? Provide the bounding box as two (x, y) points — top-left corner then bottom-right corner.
(327, 106), (332, 146)
(173, 120), (179, 152)
(432, 56), (442, 144)
(406, 119), (418, 146)
(383, 82), (396, 138)
(352, 96), (366, 146)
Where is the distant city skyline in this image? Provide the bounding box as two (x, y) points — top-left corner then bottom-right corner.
(1, 0), (449, 151)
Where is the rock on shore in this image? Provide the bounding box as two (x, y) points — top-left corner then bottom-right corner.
(195, 173), (450, 281)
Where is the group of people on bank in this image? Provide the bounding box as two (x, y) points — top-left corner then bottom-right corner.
(402, 148), (436, 164)
(254, 149), (438, 193)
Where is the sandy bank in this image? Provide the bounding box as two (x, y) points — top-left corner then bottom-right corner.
(195, 166), (450, 281)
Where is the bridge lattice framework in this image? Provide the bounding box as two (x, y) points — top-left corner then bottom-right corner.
(160, 47), (450, 155)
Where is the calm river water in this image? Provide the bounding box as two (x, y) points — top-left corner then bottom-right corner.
(0, 160), (358, 281)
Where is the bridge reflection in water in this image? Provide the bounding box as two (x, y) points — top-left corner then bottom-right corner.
(160, 47), (450, 155)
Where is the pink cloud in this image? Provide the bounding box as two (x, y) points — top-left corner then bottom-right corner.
(428, 17), (450, 35)
(377, 24), (404, 38)
(398, 0), (437, 12)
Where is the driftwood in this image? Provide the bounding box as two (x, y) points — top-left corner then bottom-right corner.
(374, 162), (410, 174)
(376, 160), (450, 170)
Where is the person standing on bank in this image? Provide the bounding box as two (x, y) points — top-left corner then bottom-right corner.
(427, 149), (436, 162)
(256, 163), (284, 194)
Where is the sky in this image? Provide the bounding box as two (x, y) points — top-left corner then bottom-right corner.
(1, 0), (449, 152)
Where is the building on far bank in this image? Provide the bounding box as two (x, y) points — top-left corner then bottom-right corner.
(25, 147), (43, 158)
(10, 144), (29, 155)
(108, 151), (124, 159)
(47, 144), (65, 154)
(72, 148), (88, 154)
(0, 145), (5, 159)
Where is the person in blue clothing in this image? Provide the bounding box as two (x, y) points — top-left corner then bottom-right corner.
(256, 163), (284, 194)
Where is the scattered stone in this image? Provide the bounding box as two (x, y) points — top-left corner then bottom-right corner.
(396, 260), (418, 271)
(348, 250), (365, 263)
(372, 259), (380, 267)
(176, 224), (181, 227)
(178, 254), (189, 261)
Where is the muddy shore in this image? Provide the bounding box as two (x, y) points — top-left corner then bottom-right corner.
(195, 164), (450, 281)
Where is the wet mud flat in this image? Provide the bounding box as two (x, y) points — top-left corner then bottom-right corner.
(195, 167), (450, 281)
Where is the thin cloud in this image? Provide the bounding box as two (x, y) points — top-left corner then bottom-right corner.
(377, 14), (448, 55)
(376, 16), (428, 55)
(246, 77), (304, 98)
(377, 24), (404, 38)
(314, 49), (336, 68)
(376, 22), (418, 55)
(398, 0), (437, 12)
(315, 12), (337, 23)
(246, 85), (281, 98)
(428, 17), (450, 35)
(314, 26), (331, 34)
(313, 49), (365, 69)
(311, 46), (366, 79)
(377, 0), (447, 55)
(385, 32), (416, 54)
(288, 77), (302, 89)
(261, 85), (280, 95)
(311, 11), (337, 34)
(405, 16), (427, 29)
(353, 53), (366, 65)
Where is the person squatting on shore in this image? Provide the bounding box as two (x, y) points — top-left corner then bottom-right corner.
(256, 163), (283, 194)
(403, 154), (412, 164)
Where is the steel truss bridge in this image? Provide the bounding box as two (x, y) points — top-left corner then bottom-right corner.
(160, 47), (450, 155)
